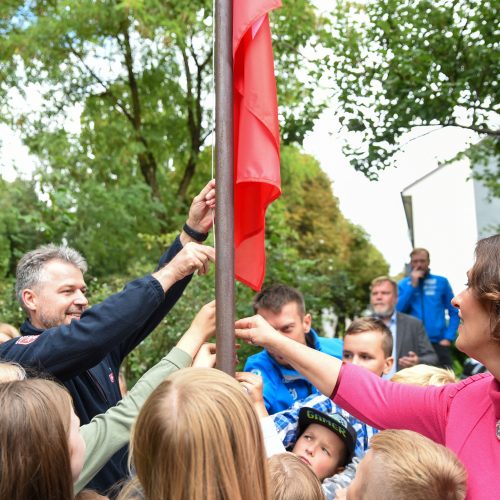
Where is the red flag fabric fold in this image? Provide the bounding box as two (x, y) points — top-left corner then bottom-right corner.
(233, 0), (282, 291)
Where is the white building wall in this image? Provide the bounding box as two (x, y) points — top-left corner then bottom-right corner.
(402, 159), (478, 294)
(473, 157), (500, 238)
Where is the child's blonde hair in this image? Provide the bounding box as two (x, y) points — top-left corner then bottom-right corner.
(268, 453), (324, 500)
(391, 364), (456, 386)
(120, 367), (270, 500)
(366, 430), (467, 500)
(0, 361), (26, 383)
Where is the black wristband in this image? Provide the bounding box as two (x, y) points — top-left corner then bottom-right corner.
(183, 223), (209, 242)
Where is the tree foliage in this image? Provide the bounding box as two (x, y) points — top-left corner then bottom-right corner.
(324, 0), (499, 188)
(0, 0), (332, 208)
(0, 1), (391, 380)
(0, 145), (388, 382)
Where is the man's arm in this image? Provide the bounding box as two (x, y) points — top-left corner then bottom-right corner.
(117, 180), (216, 358)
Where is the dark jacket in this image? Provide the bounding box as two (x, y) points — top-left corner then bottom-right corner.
(0, 236), (191, 494)
(395, 312), (439, 370)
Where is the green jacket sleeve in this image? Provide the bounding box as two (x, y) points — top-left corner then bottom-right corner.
(74, 347), (192, 493)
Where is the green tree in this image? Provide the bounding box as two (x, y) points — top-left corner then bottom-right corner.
(267, 145), (389, 324)
(0, 178), (52, 277)
(118, 143), (390, 382)
(0, 0), (332, 208)
(324, 0), (499, 190)
(0, 2), (391, 376)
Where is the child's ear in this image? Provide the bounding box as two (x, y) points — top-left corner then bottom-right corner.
(383, 356), (394, 375)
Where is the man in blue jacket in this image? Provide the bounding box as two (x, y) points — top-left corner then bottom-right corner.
(0, 180), (216, 495)
(397, 247), (459, 368)
(244, 284), (343, 414)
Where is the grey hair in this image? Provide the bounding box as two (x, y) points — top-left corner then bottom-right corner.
(15, 245), (88, 313)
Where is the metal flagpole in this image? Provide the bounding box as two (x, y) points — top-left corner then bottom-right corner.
(215, 0), (235, 375)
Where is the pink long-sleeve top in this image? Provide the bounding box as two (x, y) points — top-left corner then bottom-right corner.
(332, 363), (500, 499)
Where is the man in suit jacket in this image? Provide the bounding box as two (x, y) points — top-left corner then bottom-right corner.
(370, 276), (438, 378)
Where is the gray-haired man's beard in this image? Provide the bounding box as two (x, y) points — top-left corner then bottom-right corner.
(38, 307), (85, 329)
(370, 306), (394, 319)
(38, 312), (66, 329)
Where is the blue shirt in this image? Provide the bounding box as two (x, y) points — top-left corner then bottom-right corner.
(244, 328), (343, 414)
(397, 272), (459, 343)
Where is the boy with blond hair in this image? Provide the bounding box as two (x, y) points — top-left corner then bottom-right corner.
(268, 452), (324, 500)
(338, 429), (467, 500)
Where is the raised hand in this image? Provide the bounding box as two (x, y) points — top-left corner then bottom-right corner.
(190, 300), (216, 341)
(235, 371), (268, 417)
(153, 242), (215, 291)
(234, 314), (280, 349)
(186, 179), (216, 235)
(410, 268), (426, 287)
(192, 343), (217, 368)
(176, 301), (216, 359)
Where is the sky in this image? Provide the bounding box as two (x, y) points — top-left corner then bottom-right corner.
(0, 125), (36, 182)
(302, 112), (477, 275)
(302, 0), (482, 276)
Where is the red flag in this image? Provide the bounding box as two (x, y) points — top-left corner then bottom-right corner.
(233, 0), (282, 291)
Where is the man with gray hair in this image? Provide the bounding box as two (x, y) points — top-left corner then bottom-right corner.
(0, 180), (216, 494)
(15, 245), (89, 328)
(370, 275), (438, 378)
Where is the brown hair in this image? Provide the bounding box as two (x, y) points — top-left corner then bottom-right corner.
(410, 248), (430, 259)
(253, 284), (306, 316)
(268, 453), (324, 500)
(345, 317), (393, 357)
(120, 368), (270, 500)
(367, 430), (467, 500)
(0, 379), (74, 500)
(468, 234), (500, 341)
(370, 276), (398, 296)
(75, 490), (110, 500)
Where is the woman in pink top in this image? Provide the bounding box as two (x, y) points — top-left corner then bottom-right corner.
(236, 234), (500, 499)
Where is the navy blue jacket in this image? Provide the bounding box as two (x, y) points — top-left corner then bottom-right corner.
(0, 235), (191, 495)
